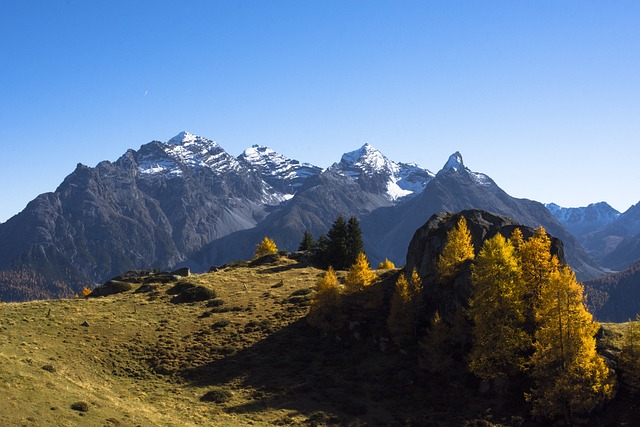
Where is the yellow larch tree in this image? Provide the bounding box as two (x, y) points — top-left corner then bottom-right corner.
(387, 273), (412, 346)
(469, 233), (530, 380)
(345, 252), (377, 293)
(307, 267), (346, 332)
(528, 264), (613, 423)
(378, 258), (396, 269)
(518, 226), (556, 331)
(387, 268), (424, 346)
(437, 217), (475, 282)
(509, 227), (524, 251)
(255, 237), (278, 258)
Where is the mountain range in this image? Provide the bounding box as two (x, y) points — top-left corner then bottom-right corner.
(1, 132), (639, 307)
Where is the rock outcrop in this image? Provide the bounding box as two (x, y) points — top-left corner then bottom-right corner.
(405, 209), (565, 322)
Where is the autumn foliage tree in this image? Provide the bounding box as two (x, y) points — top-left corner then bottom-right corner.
(469, 233), (530, 380)
(307, 267), (346, 332)
(528, 264), (613, 423)
(518, 227), (556, 330)
(437, 217), (475, 282)
(344, 252), (377, 293)
(378, 258), (396, 269)
(255, 237), (278, 257)
(387, 268), (423, 346)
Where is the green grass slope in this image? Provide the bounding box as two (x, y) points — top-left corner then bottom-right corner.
(1, 255), (639, 426)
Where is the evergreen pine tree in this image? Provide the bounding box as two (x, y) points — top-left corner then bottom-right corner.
(298, 230), (315, 251)
(326, 216), (349, 269)
(346, 216), (364, 266)
(618, 316), (640, 395)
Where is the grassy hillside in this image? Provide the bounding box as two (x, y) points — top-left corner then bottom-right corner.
(1, 255), (638, 426)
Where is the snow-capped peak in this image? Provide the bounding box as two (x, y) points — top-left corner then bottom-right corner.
(168, 131), (197, 145)
(340, 143), (388, 172)
(437, 151), (493, 186)
(332, 143), (434, 201)
(167, 131), (220, 148)
(442, 151), (464, 172)
(241, 145), (280, 165)
(237, 144), (321, 194)
(136, 132), (238, 176)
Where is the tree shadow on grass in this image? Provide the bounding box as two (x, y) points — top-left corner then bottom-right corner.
(180, 318), (403, 424)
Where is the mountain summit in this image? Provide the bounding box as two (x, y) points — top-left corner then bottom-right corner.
(237, 145), (321, 195)
(330, 143), (434, 201)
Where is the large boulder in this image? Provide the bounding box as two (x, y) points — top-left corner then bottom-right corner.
(406, 209), (565, 323)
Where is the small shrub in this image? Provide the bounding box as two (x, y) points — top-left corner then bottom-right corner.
(170, 286), (217, 304)
(81, 287), (92, 297)
(89, 280), (133, 297)
(206, 298), (225, 307)
(290, 288), (313, 297)
(212, 319), (230, 329)
(70, 401), (89, 412)
(201, 387), (233, 403)
(166, 282), (196, 295)
(378, 258), (396, 269)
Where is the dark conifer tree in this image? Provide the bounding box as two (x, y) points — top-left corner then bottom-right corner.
(346, 216), (364, 267)
(326, 216), (349, 269)
(298, 230), (315, 251)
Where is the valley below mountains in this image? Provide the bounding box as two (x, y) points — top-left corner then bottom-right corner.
(1, 132), (640, 321)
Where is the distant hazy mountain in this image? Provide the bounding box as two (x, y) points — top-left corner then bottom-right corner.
(546, 202), (620, 239)
(575, 202), (640, 271)
(585, 259), (640, 322)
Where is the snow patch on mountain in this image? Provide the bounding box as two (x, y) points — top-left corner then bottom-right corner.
(331, 143), (434, 201)
(238, 145), (321, 194)
(438, 152), (492, 186)
(442, 151), (464, 172)
(138, 132), (241, 176)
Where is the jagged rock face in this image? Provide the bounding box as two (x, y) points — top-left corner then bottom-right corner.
(405, 209), (566, 322)
(237, 145), (322, 195)
(0, 133), (275, 293)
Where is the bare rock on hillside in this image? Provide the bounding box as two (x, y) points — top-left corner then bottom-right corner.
(406, 209), (565, 323)
(89, 280), (133, 297)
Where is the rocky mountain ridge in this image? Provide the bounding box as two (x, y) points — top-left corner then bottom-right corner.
(0, 131), (634, 301)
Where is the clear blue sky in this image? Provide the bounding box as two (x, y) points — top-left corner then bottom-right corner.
(1, 1), (639, 223)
